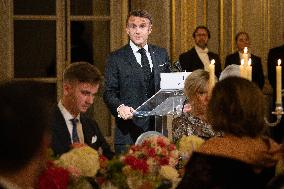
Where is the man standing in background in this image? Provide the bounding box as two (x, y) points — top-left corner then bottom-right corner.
(225, 31), (264, 89)
(179, 25), (222, 77)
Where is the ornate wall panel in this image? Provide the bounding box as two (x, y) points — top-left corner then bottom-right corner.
(170, 0), (284, 75)
(0, 0), (13, 80)
(207, 0), (220, 62)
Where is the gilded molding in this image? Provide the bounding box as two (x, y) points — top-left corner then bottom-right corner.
(121, 0), (128, 45)
(231, 0), (235, 52)
(203, 0), (207, 25)
(194, 0), (197, 28)
(171, 0), (176, 61)
(220, 0), (224, 65)
(56, 0), (66, 99)
(9, 0), (13, 78)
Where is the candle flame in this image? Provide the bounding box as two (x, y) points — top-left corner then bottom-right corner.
(278, 59), (282, 66)
(248, 58), (251, 66)
(244, 47), (248, 54)
(241, 59), (244, 65)
(211, 59), (215, 64)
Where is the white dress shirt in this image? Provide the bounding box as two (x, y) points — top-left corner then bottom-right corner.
(129, 40), (153, 72)
(58, 101), (84, 143)
(195, 45), (210, 72)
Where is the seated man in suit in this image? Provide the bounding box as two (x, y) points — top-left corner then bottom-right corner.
(0, 81), (51, 189)
(179, 25), (222, 77)
(51, 62), (114, 159)
(225, 31), (264, 89)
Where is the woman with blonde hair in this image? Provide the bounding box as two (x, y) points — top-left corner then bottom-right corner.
(172, 69), (219, 142)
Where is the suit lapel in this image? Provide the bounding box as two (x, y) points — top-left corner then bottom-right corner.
(234, 52), (241, 65)
(192, 48), (204, 68)
(54, 107), (72, 147)
(149, 45), (160, 91)
(80, 116), (92, 145)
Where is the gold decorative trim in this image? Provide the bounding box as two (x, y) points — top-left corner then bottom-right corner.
(203, 0), (207, 25)
(220, 0), (224, 65)
(240, 0), (243, 29)
(13, 15), (56, 20)
(121, 0), (128, 45)
(181, 0), (188, 53)
(13, 78), (57, 83)
(10, 0), (14, 79)
(70, 16), (111, 20)
(194, 0), (197, 28)
(171, 0), (176, 61)
(267, 0), (270, 49)
(231, 0), (235, 52)
(56, 0), (66, 99)
(66, 0), (71, 65)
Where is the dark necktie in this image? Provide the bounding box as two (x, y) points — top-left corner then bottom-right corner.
(70, 118), (80, 143)
(138, 48), (151, 74)
(138, 48), (154, 98)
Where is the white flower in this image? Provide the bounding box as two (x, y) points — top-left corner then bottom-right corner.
(56, 146), (100, 177)
(160, 165), (179, 181)
(178, 135), (204, 155)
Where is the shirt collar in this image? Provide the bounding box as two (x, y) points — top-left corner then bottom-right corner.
(58, 100), (80, 121)
(195, 45), (208, 53)
(238, 51), (251, 58)
(129, 40), (149, 53)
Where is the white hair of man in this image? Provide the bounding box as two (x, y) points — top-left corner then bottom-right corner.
(219, 64), (240, 81)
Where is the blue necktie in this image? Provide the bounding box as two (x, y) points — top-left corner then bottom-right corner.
(70, 118), (80, 143)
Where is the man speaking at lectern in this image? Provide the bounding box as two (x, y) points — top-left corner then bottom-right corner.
(103, 10), (171, 154)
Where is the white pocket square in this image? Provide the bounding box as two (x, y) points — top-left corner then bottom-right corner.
(159, 63), (168, 67)
(91, 135), (97, 144)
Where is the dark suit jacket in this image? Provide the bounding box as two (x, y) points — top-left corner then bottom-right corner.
(51, 106), (114, 159)
(225, 52), (265, 89)
(179, 47), (222, 77)
(103, 43), (171, 143)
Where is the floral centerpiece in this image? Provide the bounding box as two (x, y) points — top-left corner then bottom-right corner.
(175, 135), (205, 173)
(177, 135), (205, 157)
(98, 135), (180, 189)
(39, 145), (101, 189)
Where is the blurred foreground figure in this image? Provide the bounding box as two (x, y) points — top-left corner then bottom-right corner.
(0, 81), (52, 189)
(177, 77), (282, 189)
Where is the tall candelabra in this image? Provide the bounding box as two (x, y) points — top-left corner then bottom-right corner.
(265, 90), (284, 127)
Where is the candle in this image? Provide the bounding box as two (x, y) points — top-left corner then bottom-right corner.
(209, 59), (215, 90)
(240, 59), (246, 78)
(276, 59), (282, 105)
(243, 47), (249, 66)
(247, 58), (252, 81)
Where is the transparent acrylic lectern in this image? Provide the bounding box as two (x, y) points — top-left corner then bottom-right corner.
(133, 72), (191, 138)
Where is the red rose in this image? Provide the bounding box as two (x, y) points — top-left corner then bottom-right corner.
(38, 162), (70, 189)
(147, 147), (156, 157)
(157, 137), (166, 147)
(124, 155), (149, 173)
(159, 157), (169, 166)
